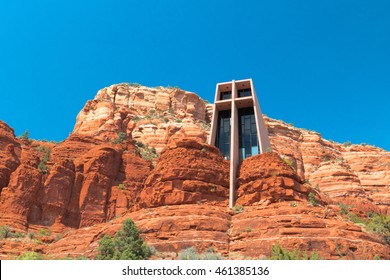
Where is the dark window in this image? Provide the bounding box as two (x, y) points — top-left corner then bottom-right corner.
(238, 107), (258, 161)
(216, 110), (231, 160)
(238, 88), (252, 98)
(220, 91), (232, 100)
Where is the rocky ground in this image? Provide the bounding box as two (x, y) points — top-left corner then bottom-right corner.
(0, 83), (389, 260)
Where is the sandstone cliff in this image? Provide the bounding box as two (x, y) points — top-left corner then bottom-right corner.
(0, 83), (389, 260)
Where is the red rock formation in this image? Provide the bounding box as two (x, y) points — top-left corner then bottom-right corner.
(229, 203), (389, 260)
(73, 84), (209, 152)
(230, 152), (388, 260)
(265, 116), (390, 214)
(0, 163), (43, 230)
(0, 121), (21, 193)
(0, 83), (389, 260)
(236, 152), (319, 206)
(138, 138), (229, 208)
(0, 131), (151, 231)
(47, 205), (231, 260)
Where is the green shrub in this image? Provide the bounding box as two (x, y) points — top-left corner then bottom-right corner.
(96, 219), (152, 260)
(175, 119), (182, 123)
(178, 247), (200, 260)
(38, 161), (49, 174)
(96, 235), (115, 260)
(75, 256), (90, 260)
(54, 233), (63, 241)
(343, 141), (352, 147)
(118, 184), (126, 190)
(308, 193), (318, 206)
(0, 225), (11, 239)
(18, 130), (29, 140)
(37, 147), (51, 174)
(113, 132), (127, 144)
(137, 144), (158, 162)
(61, 255), (89, 260)
(133, 116), (141, 122)
(37, 228), (50, 236)
(201, 148), (207, 153)
(365, 215), (390, 245)
(17, 252), (44, 260)
(338, 203), (350, 215)
(373, 255), (380, 260)
(245, 226), (252, 233)
(134, 141), (145, 148)
(42, 148), (50, 162)
(322, 156), (330, 162)
(35, 145), (45, 153)
(12, 232), (25, 238)
(347, 213), (390, 245)
(163, 118), (169, 123)
(203, 252), (222, 260)
(233, 205), (244, 214)
(348, 213), (364, 224)
(149, 109), (155, 114)
(27, 232), (35, 240)
(282, 157), (294, 170)
(270, 244), (320, 260)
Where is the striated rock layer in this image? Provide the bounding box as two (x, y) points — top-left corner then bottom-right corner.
(73, 84), (209, 153)
(0, 83), (389, 260)
(265, 116), (390, 214)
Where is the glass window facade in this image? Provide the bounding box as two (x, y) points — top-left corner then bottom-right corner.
(238, 107), (258, 161)
(220, 91), (232, 100)
(238, 88), (252, 98)
(216, 110), (231, 160)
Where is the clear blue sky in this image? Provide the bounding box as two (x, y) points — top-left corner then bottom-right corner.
(0, 0), (389, 150)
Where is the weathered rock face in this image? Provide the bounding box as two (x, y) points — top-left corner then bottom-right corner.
(229, 203), (390, 260)
(47, 205), (231, 260)
(265, 116), (390, 214)
(0, 132), (152, 231)
(139, 138), (229, 208)
(236, 152), (318, 206)
(0, 83), (389, 260)
(73, 84), (209, 153)
(0, 164), (43, 230)
(0, 121), (21, 193)
(342, 145), (390, 214)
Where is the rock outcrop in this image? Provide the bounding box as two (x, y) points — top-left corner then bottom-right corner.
(73, 84), (209, 153)
(229, 202), (389, 260)
(0, 121), (21, 193)
(236, 152), (320, 206)
(265, 116), (390, 214)
(138, 138), (229, 208)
